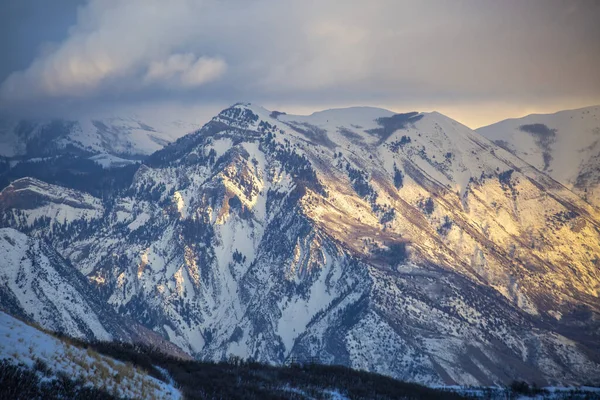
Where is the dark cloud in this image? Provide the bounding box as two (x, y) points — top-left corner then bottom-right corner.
(1, 0), (599, 127)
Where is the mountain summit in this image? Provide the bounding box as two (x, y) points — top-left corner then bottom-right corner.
(1, 103), (599, 386)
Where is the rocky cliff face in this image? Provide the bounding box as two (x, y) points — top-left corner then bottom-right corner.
(1, 103), (599, 386)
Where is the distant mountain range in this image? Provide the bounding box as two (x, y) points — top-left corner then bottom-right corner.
(0, 115), (200, 166)
(1, 103), (599, 387)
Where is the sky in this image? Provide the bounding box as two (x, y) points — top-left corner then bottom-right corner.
(1, 0), (599, 128)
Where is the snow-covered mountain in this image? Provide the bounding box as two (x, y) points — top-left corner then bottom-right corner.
(477, 105), (600, 208)
(0, 115), (201, 165)
(2, 103), (600, 386)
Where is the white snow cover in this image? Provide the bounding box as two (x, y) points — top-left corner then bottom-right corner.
(89, 153), (139, 168)
(0, 311), (181, 399)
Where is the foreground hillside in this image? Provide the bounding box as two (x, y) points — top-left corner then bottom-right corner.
(0, 311), (181, 399)
(1, 103), (600, 386)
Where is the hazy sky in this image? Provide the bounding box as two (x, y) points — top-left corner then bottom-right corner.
(1, 0), (599, 128)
